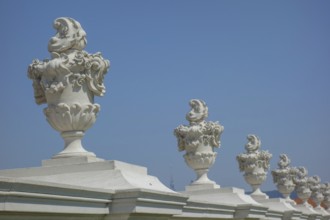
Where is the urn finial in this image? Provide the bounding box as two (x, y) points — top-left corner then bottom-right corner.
(185, 99), (208, 125)
(48, 17), (87, 53)
(245, 134), (260, 153)
(271, 154), (297, 203)
(174, 99), (224, 191)
(322, 182), (330, 211)
(28, 17), (110, 160)
(237, 135), (272, 200)
(293, 167), (312, 207)
(309, 175), (325, 209)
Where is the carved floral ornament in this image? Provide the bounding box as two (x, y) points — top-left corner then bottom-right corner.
(174, 99), (224, 153)
(272, 154), (297, 185)
(28, 17), (110, 105)
(237, 135), (272, 173)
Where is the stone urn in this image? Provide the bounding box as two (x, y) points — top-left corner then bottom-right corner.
(271, 154), (297, 203)
(174, 99), (224, 189)
(309, 176), (325, 210)
(28, 17), (110, 159)
(293, 167), (313, 207)
(237, 135), (272, 199)
(322, 183), (330, 211)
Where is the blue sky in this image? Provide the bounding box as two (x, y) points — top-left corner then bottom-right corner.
(0, 0), (329, 191)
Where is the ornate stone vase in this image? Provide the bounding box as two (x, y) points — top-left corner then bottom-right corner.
(271, 154), (297, 203)
(174, 99), (224, 188)
(293, 167), (312, 207)
(237, 135), (272, 198)
(309, 176), (325, 210)
(322, 183), (330, 211)
(28, 17), (110, 159)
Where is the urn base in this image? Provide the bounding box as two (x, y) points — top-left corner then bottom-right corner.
(250, 187), (269, 201)
(42, 155), (104, 167)
(185, 181), (220, 192)
(53, 151), (96, 159)
(52, 131), (97, 159)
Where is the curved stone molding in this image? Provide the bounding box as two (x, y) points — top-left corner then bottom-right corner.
(237, 135), (272, 199)
(271, 154), (297, 203)
(184, 152), (218, 178)
(27, 17), (110, 159)
(174, 99), (224, 189)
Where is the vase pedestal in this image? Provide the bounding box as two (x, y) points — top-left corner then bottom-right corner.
(185, 181), (220, 192)
(50, 131), (97, 159)
(249, 188), (269, 201)
(0, 158), (189, 220)
(42, 155), (104, 167)
(0, 158), (176, 193)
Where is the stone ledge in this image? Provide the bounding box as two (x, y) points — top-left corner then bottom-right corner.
(42, 156), (105, 167)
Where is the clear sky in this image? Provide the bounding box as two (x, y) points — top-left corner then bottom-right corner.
(0, 0), (329, 192)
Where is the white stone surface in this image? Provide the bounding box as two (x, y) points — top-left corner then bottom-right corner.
(258, 198), (302, 220)
(294, 203), (323, 220)
(174, 199), (235, 219)
(111, 189), (187, 216)
(0, 160), (188, 220)
(0, 175), (188, 220)
(42, 155), (105, 166)
(0, 160), (174, 193)
(0, 160), (270, 220)
(182, 187), (269, 219)
(4, 156), (316, 220)
(185, 182), (220, 192)
(0, 176), (113, 219)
